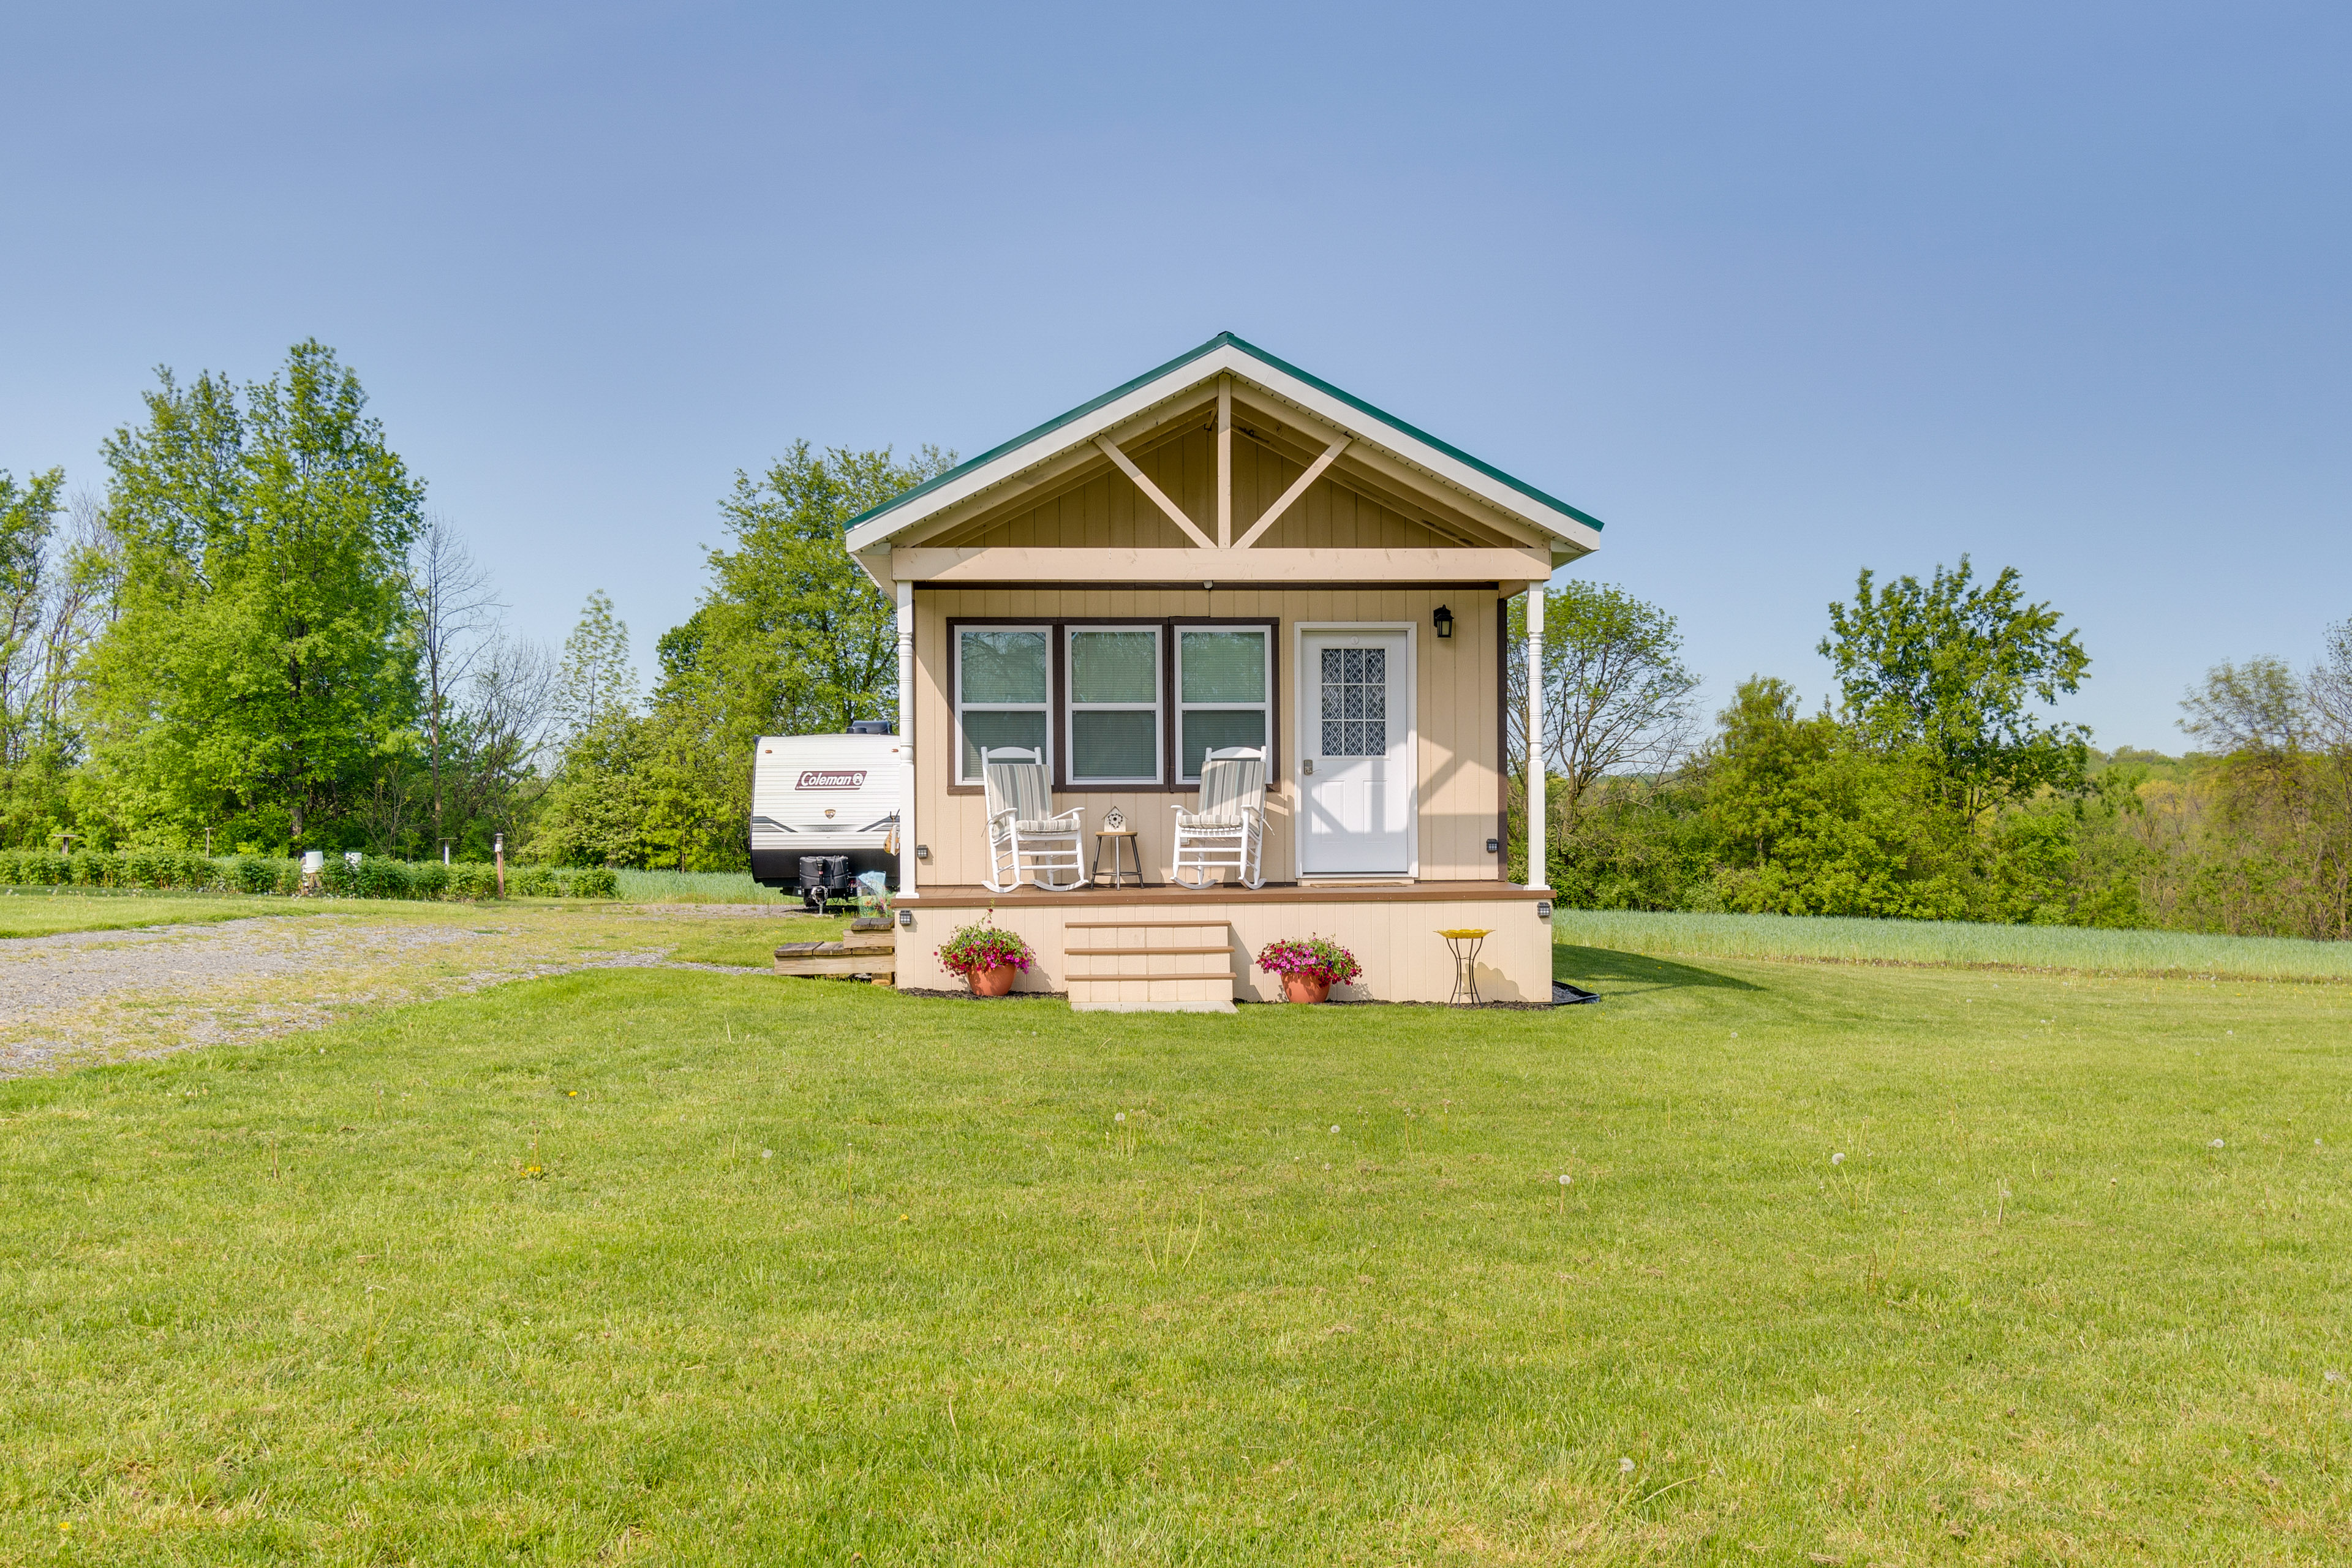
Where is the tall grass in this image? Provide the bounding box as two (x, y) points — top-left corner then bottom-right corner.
(614, 868), (798, 905)
(1553, 908), (2352, 981)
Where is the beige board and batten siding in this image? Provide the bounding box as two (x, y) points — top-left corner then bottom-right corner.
(913, 586), (1502, 887)
(895, 896), (1550, 1005)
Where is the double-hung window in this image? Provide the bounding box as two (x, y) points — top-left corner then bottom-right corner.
(954, 626), (1050, 784)
(1176, 627), (1270, 781)
(952, 617), (1275, 788)
(1063, 627), (1162, 785)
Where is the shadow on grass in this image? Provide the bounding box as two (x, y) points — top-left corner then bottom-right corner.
(1553, 943), (1762, 997)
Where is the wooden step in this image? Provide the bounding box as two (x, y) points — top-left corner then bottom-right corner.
(1065, 945), (1232, 956)
(775, 929), (895, 984)
(1063, 921), (1234, 1014)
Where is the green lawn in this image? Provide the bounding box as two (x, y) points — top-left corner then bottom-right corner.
(4, 941), (2350, 1562)
(0, 890), (322, 940)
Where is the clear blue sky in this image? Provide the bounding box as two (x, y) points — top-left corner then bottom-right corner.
(6, 2), (2346, 751)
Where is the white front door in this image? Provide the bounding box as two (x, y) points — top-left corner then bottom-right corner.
(1299, 630), (1412, 875)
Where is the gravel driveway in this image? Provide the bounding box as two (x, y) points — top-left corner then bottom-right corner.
(0, 911), (756, 1079)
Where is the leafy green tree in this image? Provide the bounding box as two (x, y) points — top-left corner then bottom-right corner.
(552, 589), (637, 744)
(692, 442), (954, 744)
(1704, 677), (1972, 919)
(1820, 557), (2090, 823)
(1507, 580), (1700, 835)
(81, 343), (425, 849)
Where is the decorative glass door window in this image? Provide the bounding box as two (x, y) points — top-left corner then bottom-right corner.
(1064, 627), (1161, 783)
(956, 627), (1050, 783)
(1319, 646), (1387, 755)
(1177, 628), (1268, 780)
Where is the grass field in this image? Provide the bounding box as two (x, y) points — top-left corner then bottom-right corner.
(614, 869), (799, 905)
(6, 914), (2351, 1563)
(1555, 908), (2352, 983)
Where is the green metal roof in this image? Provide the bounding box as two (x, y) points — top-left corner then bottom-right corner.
(840, 331), (1606, 538)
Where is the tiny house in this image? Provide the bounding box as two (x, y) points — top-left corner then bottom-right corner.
(846, 333), (1600, 1006)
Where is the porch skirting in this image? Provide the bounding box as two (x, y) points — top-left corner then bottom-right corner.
(895, 881), (1553, 1005)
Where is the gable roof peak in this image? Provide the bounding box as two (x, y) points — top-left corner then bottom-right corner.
(841, 333), (1606, 551)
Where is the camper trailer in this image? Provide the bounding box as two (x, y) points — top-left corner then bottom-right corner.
(750, 726), (903, 907)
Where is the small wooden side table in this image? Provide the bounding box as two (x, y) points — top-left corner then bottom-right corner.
(1091, 829), (1146, 888)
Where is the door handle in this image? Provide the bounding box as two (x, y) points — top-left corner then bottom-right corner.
(1302, 760), (1314, 775)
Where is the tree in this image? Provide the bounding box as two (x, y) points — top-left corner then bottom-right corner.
(1820, 557), (2090, 823)
(81, 342), (425, 849)
(692, 442), (955, 743)
(407, 514), (502, 854)
(1506, 580), (1700, 834)
(552, 589), (636, 744)
(0, 467), (67, 766)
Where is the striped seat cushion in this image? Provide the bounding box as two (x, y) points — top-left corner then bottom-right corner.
(1184, 753), (1265, 826)
(984, 758), (1055, 823)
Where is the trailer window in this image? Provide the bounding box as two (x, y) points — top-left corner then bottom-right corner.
(956, 627), (1050, 783)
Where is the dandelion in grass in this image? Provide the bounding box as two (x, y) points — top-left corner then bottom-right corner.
(1115, 1112), (1126, 1123)
(1619, 1457), (1635, 1474)
(1831, 1152), (1845, 1166)
(2211, 1138), (2226, 1149)
(2328, 1370), (2343, 1384)
(761, 1149), (774, 1160)
(1332, 1125), (1341, 1135)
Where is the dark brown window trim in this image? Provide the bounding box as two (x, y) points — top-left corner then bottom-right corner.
(945, 616), (1281, 796)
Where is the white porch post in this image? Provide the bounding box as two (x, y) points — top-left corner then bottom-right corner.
(896, 578), (918, 899)
(1525, 584), (1546, 889)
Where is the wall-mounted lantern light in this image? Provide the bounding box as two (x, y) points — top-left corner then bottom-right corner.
(1432, 604), (1454, 639)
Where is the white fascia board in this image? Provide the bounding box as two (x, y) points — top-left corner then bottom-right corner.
(845, 342), (1602, 559)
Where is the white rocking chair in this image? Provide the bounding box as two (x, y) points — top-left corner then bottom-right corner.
(981, 746), (1085, 892)
(1171, 746), (1267, 889)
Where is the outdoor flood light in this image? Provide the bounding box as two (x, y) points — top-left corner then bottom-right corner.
(1433, 604), (1453, 639)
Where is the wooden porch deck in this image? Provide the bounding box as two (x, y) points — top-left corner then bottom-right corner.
(904, 880), (1549, 910)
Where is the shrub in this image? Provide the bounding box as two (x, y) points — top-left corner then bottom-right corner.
(1255, 935), (1362, 987)
(357, 858), (413, 899)
(510, 865), (558, 899)
(448, 862), (500, 899)
(935, 915), (1034, 978)
(233, 856), (281, 894)
(408, 862), (451, 900)
(0, 851), (69, 886)
(565, 866), (619, 900)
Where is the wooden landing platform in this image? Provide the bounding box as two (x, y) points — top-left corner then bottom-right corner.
(775, 919), (895, 984)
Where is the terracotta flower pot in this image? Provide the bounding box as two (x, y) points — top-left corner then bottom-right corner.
(1281, 974), (1332, 1005)
(969, 963), (1017, 998)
